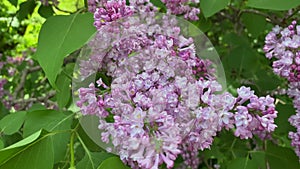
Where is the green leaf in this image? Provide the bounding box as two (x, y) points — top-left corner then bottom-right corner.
(23, 110), (72, 136)
(97, 157), (130, 169)
(227, 152), (266, 169)
(56, 63), (74, 109)
(254, 67), (283, 92)
(0, 103), (9, 120)
(8, 0), (18, 7)
(247, 0), (300, 10)
(17, 0), (36, 21)
(150, 0), (167, 10)
(223, 33), (249, 48)
(56, 72), (71, 109)
(266, 142), (300, 169)
(27, 104), (46, 112)
(77, 124), (104, 152)
(2, 130), (42, 150)
(0, 140), (4, 149)
(38, 5), (54, 18)
(23, 110), (73, 162)
(250, 151), (266, 169)
(227, 158), (256, 169)
(0, 130), (54, 169)
(77, 152), (114, 169)
(35, 13), (96, 88)
(0, 111), (26, 135)
(200, 0), (230, 18)
(203, 145), (225, 163)
(227, 151), (266, 169)
(225, 46), (259, 77)
(274, 103), (296, 135)
(241, 13), (267, 38)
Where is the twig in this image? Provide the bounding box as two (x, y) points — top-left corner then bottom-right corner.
(28, 66), (41, 72)
(13, 69), (28, 99)
(12, 90), (57, 110)
(240, 9), (281, 25)
(241, 9), (270, 19)
(282, 7), (300, 23)
(13, 66), (43, 99)
(13, 90), (56, 104)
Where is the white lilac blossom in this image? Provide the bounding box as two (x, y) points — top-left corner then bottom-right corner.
(264, 21), (300, 160)
(76, 4), (278, 168)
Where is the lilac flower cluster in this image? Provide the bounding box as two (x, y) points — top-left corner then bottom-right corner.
(264, 21), (300, 159)
(89, 0), (199, 22)
(264, 21), (300, 81)
(93, 0), (134, 30)
(287, 81), (300, 159)
(76, 5), (278, 168)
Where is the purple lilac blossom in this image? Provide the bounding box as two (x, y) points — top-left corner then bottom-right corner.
(0, 53), (33, 110)
(161, 0), (200, 20)
(264, 21), (300, 160)
(89, 0), (200, 21)
(77, 5), (278, 168)
(93, 0), (134, 29)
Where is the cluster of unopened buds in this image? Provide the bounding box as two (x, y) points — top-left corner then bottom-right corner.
(264, 21), (300, 159)
(76, 1), (278, 168)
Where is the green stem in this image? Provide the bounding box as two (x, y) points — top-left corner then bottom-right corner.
(230, 138), (237, 159)
(76, 132), (95, 169)
(70, 132), (75, 168)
